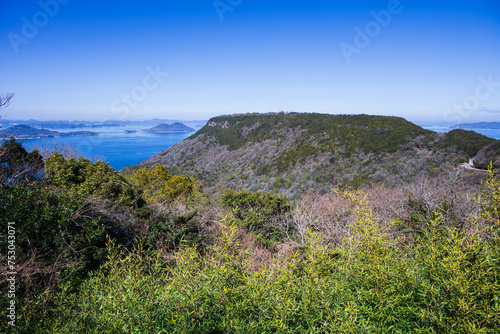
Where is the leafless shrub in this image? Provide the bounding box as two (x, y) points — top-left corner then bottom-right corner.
(0, 92), (14, 110)
(283, 169), (486, 251)
(398, 169), (482, 228)
(291, 191), (353, 247)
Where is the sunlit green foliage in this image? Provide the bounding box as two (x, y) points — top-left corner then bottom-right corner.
(45, 152), (139, 207)
(125, 165), (201, 203)
(0, 147), (206, 332)
(28, 183), (500, 332)
(476, 164), (500, 239)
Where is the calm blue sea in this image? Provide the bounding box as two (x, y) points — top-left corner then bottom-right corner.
(21, 125), (202, 171)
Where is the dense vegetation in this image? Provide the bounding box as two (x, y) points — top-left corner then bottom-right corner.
(1, 126), (500, 332)
(438, 129), (496, 159)
(137, 113), (497, 197)
(192, 113), (433, 152)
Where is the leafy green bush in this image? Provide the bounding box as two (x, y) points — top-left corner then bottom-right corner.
(125, 165), (201, 204)
(0, 183), (119, 331)
(19, 190), (500, 333)
(45, 152), (140, 207)
(134, 207), (201, 251)
(220, 189), (293, 246)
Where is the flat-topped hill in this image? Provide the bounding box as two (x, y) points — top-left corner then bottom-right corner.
(133, 112), (496, 196)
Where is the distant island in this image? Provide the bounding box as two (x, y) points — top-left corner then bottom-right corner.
(0, 120), (124, 129)
(451, 122), (500, 130)
(0, 118), (207, 129)
(0, 125), (98, 139)
(142, 122), (194, 133)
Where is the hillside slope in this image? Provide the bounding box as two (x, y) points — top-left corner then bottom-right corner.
(134, 113), (495, 196)
(474, 141), (500, 170)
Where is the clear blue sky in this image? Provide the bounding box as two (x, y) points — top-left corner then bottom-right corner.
(1, 0), (499, 124)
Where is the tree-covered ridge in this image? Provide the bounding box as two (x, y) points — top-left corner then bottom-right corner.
(439, 129), (496, 158)
(192, 112), (434, 153)
(138, 112), (495, 196)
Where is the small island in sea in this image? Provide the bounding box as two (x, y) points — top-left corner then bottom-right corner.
(0, 125), (98, 139)
(142, 122), (194, 133)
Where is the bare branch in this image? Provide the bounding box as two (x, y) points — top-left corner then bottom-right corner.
(0, 92), (15, 110)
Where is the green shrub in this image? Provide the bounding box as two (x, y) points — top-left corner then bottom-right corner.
(0, 183), (117, 331)
(21, 197), (500, 333)
(135, 207), (201, 251)
(125, 165), (201, 204)
(220, 189), (293, 246)
(45, 152), (140, 207)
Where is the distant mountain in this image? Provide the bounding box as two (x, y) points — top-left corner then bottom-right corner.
(143, 122), (194, 133)
(132, 113), (496, 197)
(451, 122), (500, 130)
(0, 119), (207, 129)
(0, 125), (98, 139)
(0, 120), (123, 129)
